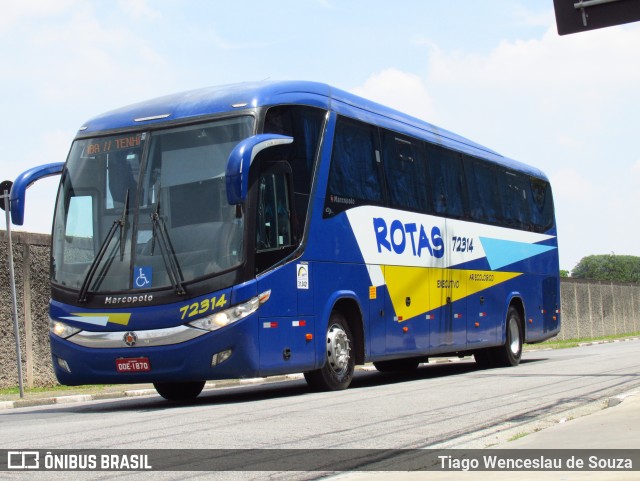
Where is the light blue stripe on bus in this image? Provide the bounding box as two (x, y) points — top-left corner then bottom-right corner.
(480, 237), (556, 270)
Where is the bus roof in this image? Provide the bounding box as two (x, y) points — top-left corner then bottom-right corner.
(78, 81), (547, 179)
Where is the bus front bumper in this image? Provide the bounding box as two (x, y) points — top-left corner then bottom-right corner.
(49, 317), (260, 385)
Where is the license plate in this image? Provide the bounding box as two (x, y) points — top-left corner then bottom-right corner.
(116, 357), (151, 373)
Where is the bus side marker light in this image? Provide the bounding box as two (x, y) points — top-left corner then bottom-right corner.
(211, 349), (232, 367)
(56, 356), (72, 373)
(402, 326), (409, 333)
(553, 316), (557, 321)
(529, 319), (533, 324)
(305, 333), (313, 341)
(474, 322), (480, 328)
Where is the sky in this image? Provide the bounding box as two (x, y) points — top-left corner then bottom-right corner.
(1, 0), (639, 272)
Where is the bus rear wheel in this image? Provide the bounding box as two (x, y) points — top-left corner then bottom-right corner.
(153, 381), (206, 401)
(304, 312), (355, 391)
(495, 306), (523, 366)
(475, 306), (523, 368)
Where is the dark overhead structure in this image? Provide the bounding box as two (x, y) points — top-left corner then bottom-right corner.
(554, 0), (640, 35)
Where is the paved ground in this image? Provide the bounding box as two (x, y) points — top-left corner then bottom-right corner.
(2, 346), (638, 480)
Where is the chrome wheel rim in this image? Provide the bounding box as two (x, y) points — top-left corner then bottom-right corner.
(326, 323), (350, 375)
(508, 317), (521, 355)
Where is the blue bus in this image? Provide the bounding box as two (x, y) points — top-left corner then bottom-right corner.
(9, 81), (560, 400)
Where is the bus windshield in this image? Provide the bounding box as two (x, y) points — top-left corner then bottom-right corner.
(52, 116), (254, 295)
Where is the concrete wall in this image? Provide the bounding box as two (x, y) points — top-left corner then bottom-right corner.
(1, 230), (639, 388)
(558, 277), (640, 341)
(1, 231), (57, 389)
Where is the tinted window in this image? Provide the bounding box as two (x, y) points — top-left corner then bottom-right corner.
(498, 170), (530, 229)
(529, 177), (554, 232)
(465, 156), (502, 224)
(426, 144), (466, 218)
(325, 117), (383, 216)
(382, 131), (430, 212)
(263, 105), (325, 241)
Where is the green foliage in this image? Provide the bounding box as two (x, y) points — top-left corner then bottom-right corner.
(572, 254), (640, 282)
(559, 270), (570, 278)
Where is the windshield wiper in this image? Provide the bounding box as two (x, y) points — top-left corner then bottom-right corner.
(150, 200), (186, 296)
(78, 190), (129, 303)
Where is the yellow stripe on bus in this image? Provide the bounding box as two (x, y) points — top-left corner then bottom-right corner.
(382, 266), (522, 322)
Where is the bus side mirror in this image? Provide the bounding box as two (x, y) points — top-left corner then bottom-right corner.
(225, 134), (293, 205)
(4, 163), (64, 225)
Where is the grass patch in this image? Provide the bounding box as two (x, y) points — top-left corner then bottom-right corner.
(508, 432), (529, 442)
(528, 332), (640, 350)
(0, 384), (110, 396)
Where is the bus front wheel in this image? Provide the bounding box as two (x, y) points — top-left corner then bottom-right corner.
(153, 381), (206, 401)
(304, 312), (355, 391)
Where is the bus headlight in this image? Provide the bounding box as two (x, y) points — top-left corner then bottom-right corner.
(188, 290), (270, 332)
(49, 319), (82, 339)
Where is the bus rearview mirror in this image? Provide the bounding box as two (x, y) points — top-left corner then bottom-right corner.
(6, 163), (64, 225)
(225, 134), (293, 205)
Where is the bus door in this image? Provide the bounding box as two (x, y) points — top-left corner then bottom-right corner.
(429, 264), (466, 352)
(429, 228), (467, 353)
(255, 162), (316, 375)
(427, 148), (468, 354)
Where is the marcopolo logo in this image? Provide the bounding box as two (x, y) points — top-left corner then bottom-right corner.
(373, 217), (444, 258)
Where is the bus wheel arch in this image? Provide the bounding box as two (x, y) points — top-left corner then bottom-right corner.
(304, 296), (364, 391)
(331, 297), (365, 365)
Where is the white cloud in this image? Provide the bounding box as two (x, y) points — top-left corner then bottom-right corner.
(117, 0), (161, 20)
(351, 69), (436, 123)
(0, 0), (77, 32)
(21, 3), (169, 108)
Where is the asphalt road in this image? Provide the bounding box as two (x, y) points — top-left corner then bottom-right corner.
(1, 340), (639, 480)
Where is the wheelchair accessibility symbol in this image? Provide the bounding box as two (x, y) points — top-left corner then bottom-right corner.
(134, 266), (152, 288)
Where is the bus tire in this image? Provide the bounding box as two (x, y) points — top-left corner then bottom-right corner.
(153, 381), (206, 401)
(304, 311), (355, 391)
(373, 359), (421, 372)
(473, 348), (495, 368)
(494, 306), (523, 367)
(475, 306), (523, 368)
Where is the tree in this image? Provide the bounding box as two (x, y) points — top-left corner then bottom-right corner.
(571, 254), (640, 283)
(560, 270), (570, 278)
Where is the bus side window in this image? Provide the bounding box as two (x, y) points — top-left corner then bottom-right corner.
(529, 177), (554, 232)
(381, 131), (429, 213)
(263, 105), (325, 242)
(257, 170), (292, 252)
(499, 170), (530, 230)
(426, 144), (466, 218)
(325, 116), (384, 216)
(465, 156), (502, 224)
